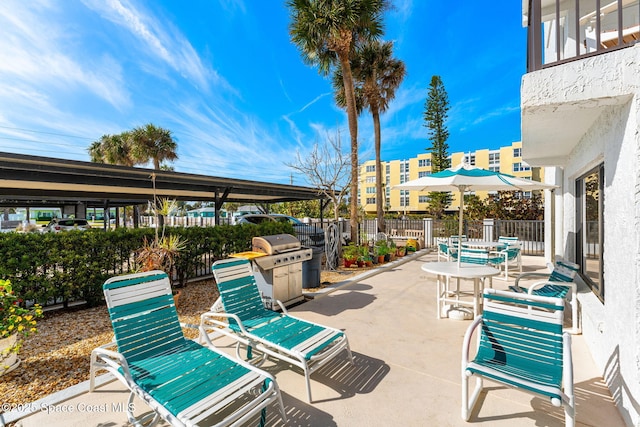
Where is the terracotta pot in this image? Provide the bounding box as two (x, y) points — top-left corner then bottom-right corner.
(377, 255), (385, 264)
(344, 258), (356, 268)
(173, 289), (182, 308)
(0, 334), (21, 376)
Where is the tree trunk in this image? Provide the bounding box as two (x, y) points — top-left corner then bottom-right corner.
(372, 107), (385, 233)
(339, 54), (359, 244)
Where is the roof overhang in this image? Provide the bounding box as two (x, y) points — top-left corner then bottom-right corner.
(0, 152), (326, 208)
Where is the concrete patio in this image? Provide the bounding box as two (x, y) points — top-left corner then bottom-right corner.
(9, 251), (625, 427)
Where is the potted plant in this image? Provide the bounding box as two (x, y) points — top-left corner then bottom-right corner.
(396, 245), (406, 257)
(135, 197), (188, 305)
(375, 242), (389, 264)
(342, 243), (360, 268)
(0, 279), (43, 375)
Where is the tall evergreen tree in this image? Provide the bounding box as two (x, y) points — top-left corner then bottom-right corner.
(423, 75), (451, 218)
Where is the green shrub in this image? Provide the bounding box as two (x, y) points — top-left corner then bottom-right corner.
(0, 222), (291, 308)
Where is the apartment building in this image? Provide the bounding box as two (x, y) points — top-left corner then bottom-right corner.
(522, 1), (640, 424)
(358, 142), (542, 215)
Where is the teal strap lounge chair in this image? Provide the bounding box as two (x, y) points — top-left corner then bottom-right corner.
(461, 289), (574, 426)
(203, 258), (354, 403)
(89, 270), (286, 427)
(509, 258), (580, 334)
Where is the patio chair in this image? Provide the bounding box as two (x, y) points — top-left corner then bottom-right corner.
(202, 258), (354, 402)
(449, 235), (468, 246)
(90, 270), (286, 427)
(437, 237), (457, 261)
(458, 247), (503, 289)
(489, 236), (522, 281)
(462, 289), (574, 426)
(509, 258), (581, 334)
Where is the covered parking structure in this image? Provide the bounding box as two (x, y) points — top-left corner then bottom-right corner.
(0, 151), (328, 228)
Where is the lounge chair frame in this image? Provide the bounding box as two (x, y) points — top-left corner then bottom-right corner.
(202, 258), (354, 402)
(89, 270), (286, 427)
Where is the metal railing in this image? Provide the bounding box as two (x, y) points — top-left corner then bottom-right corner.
(527, 0), (640, 72)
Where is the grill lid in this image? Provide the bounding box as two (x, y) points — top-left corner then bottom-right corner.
(252, 234), (300, 255)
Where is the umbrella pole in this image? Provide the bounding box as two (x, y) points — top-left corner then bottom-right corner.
(458, 188), (464, 266)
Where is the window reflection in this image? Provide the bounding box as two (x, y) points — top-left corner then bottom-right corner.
(577, 165), (604, 301)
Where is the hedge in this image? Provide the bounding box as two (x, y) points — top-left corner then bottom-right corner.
(0, 221), (293, 308)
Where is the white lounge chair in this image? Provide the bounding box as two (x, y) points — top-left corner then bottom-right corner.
(202, 258), (354, 402)
(90, 270), (286, 427)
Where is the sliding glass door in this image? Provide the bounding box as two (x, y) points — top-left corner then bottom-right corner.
(576, 164), (604, 302)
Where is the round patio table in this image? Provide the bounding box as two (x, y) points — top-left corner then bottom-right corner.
(421, 261), (501, 319)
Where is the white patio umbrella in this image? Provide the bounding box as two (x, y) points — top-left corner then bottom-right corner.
(394, 162), (557, 263)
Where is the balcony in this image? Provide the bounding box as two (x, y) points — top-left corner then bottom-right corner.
(526, 0), (640, 72)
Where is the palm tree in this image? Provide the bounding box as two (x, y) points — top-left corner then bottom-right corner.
(287, 0), (387, 243)
(88, 132), (135, 166)
(334, 40), (405, 232)
(131, 123), (178, 170)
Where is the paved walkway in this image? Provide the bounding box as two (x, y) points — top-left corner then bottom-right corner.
(10, 251), (625, 426)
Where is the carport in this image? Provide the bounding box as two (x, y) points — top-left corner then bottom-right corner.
(0, 151), (328, 228)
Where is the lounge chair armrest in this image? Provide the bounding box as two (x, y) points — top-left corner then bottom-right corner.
(91, 345), (133, 386)
(514, 272), (552, 288)
(274, 299), (289, 314)
(200, 311), (249, 334)
(179, 322), (200, 330)
(461, 315), (483, 368)
(528, 280), (576, 294)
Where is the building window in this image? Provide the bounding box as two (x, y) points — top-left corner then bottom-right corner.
(489, 152), (500, 164)
(418, 158), (431, 167)
(418, 171), (431, 178)
(366, 197), (376, 204)
(400, 190), (410, 207)
(513, 147), (522, 158)
(366, 176), (376, 183)
(465, 153), (476, 165)
(400, 161), (410, 173)
(418, 195), (430, 203)
(489, 166), (500, 172)
(366, 187), (376, 194)
(576, 164), (604, 302)
(385, 164), (390, 174)
(513, 162), (531, 172)
(366, 165), (375, 173)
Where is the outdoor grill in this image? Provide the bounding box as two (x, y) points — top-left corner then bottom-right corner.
(251, 234), (312, 309)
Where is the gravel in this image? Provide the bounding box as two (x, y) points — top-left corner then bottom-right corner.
(0, 268), (363, 408)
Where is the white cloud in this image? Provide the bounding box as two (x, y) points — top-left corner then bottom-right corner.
(0, 1), (130, 110)
(81, 0), (223, 92)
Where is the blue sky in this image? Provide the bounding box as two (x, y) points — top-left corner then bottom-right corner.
(0, 1), (527, 185)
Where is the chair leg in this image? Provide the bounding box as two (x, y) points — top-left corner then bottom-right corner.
(304, 362), (313, 403)
(461, 373), (483, 421)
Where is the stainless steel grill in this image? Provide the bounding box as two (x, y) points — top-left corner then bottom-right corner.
(252, 234), (312, 269)
(251, 234), (312, 309)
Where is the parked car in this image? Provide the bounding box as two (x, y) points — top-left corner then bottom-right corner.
(236, 214), (325, 248)
(42, 218), (91, 232)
